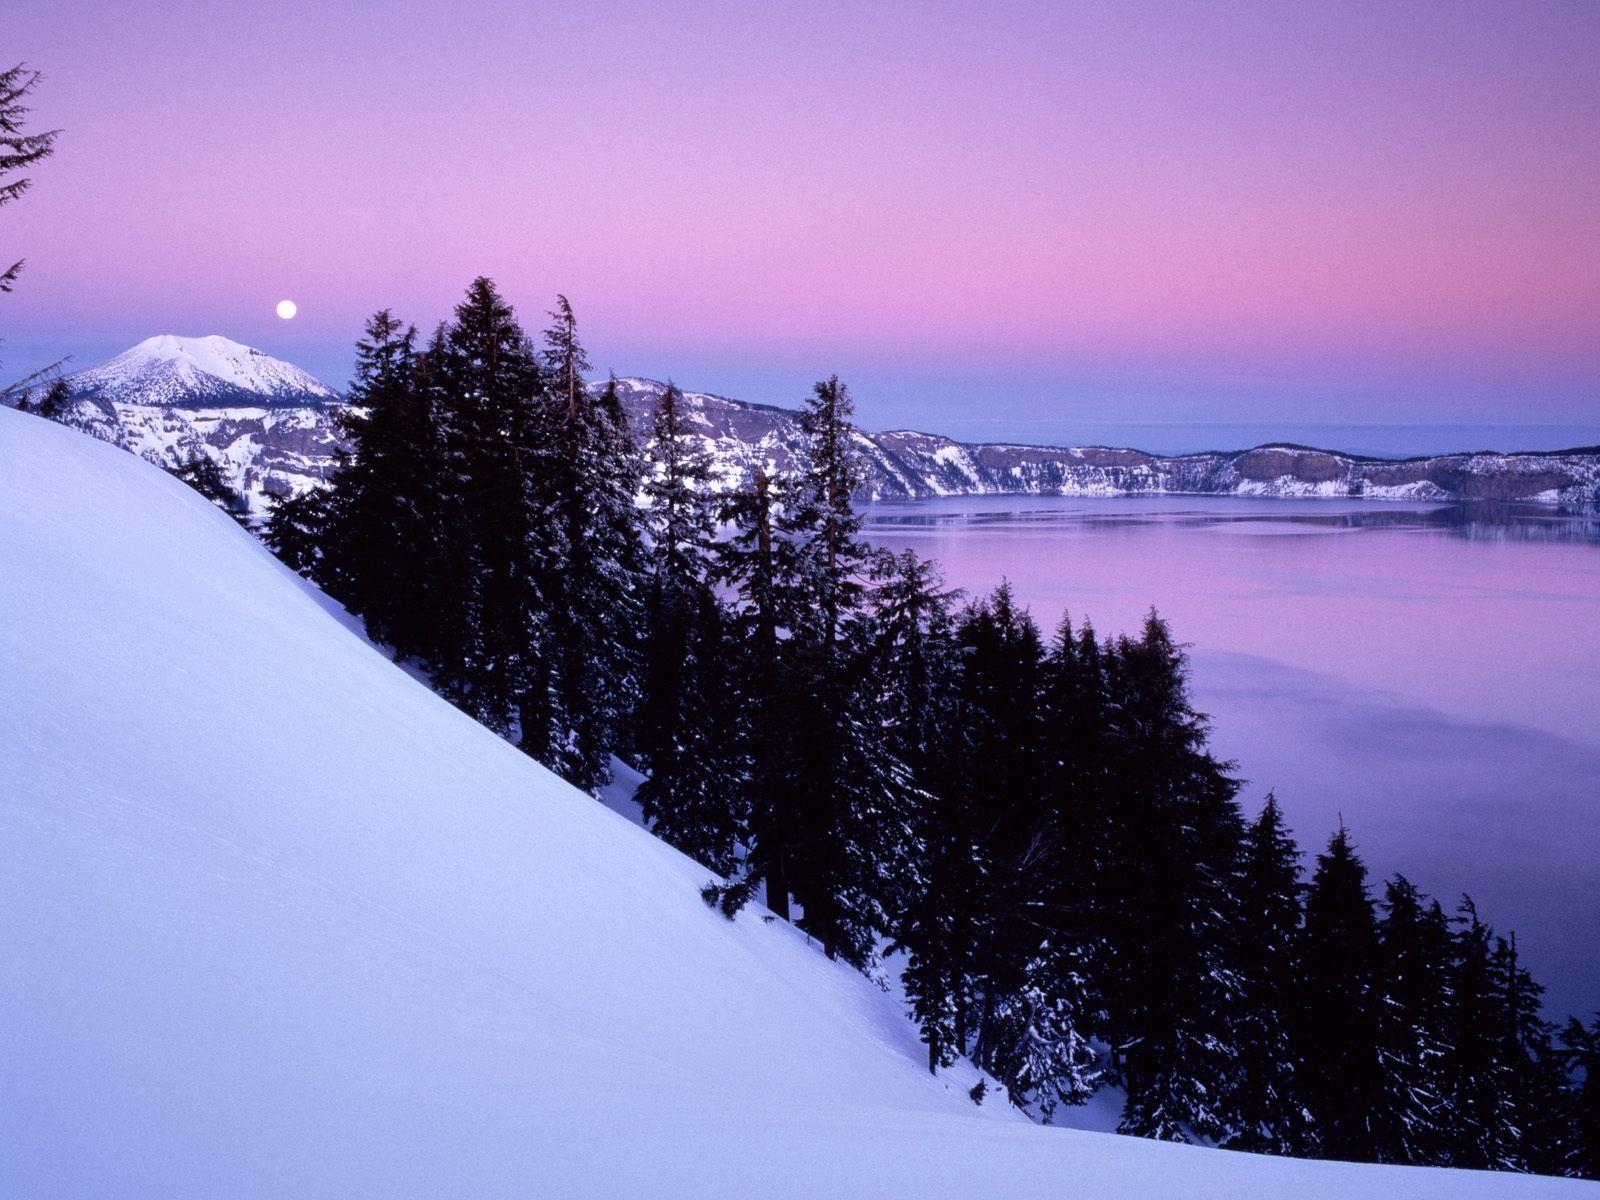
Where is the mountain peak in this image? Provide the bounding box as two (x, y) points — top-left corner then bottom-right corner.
(68, 333), (339, 408)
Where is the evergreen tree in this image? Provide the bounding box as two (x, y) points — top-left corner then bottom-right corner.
(1226, 793), (1308, 1155)
(1298, 826), (1383, 1160)
(778, 376), (911, 965)
(34, 376), (69, 419)
(711, 467), (805, 921)
(896, 789), (980, 1072)
(1562, 1013), (1600, 1180)
(636, 382), (741, 872)
(1, 63), (59, 296)
(1491, 933), (1570, 1175)
(169, 454), (249, 522)
(955, 586), (1051, 1070)
(1039, 613), (1112, 885)
(426, 279), (545, 737)
(1101, 613), (1243, 1142)
(1445, 896), (1518, 1169)
(863, 549), (959, 782)
(524, 300), (647, 791)
(320, 310), (440, 660)
(870, 550), (975, 1072)
(921, 590), (1110, 1114)
(262, 486), (332, 578)
(1370, 877), (1453, 1164)
(788, 375), (868, 643)
(983, 936), (1104, 1118)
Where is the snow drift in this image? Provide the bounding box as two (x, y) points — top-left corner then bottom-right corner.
(0, 406), (1586, 1198)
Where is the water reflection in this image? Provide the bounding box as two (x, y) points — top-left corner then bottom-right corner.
(867, 498), (1600, 545)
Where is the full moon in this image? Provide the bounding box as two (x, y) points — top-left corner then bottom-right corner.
(275, 299), (298, 320)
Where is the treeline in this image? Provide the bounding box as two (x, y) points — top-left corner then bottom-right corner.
(262, 278), (1599, 1178)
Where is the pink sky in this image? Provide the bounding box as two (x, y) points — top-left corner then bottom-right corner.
(5, 0), (1598, 439)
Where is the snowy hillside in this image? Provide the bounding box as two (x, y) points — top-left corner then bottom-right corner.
(1, 405), (1586, 1197)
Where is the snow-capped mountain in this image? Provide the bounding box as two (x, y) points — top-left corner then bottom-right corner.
(25, 335), (342, 517)
(1, 402), (1577, 1198)
(67, 333), (339, 408)
(15, 339), (1600, 515)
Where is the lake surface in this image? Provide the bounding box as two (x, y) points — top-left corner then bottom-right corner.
(863, 495), (1600, 1020)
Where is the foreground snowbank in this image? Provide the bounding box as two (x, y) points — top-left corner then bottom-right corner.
(0, 407), (1586, 1198)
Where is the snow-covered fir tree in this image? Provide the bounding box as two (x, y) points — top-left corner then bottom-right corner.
(1297, 826), (1383, 1160)
(523, 301), (647, 791)
(1562, 1013), (1600, 1179)
(1226, 793), (1308, 1156)
(1101, 613), (1244, 1143)
(1370, 876), (1453, 1164)
(427, 278), (546, 737)
(318, 310), (441, 660)
(781, 376), (915, 965)
(636, 382), (742, 873)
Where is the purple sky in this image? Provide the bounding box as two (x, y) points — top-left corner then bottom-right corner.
(5, 1), (1599, 445)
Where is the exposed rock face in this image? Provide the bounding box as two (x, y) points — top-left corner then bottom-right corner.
(37, 393), (340, 515)
(1235, 448), (1347, 484)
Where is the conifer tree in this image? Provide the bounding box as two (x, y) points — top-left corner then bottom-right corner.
(34, 376), (69, 419)
(712, 467), (805, 921)
(636, 382), (741, 872)
(1, 63), (59, 297)
(1370, 877), (1453, 1164)
(1298, 826), (1383, 1160)
(930, 589), (1109, 1114)
(870, 550), (975, 1072)
(1040, 613), (1111, 882)
(427, 279), (544, 736)
(778, 376), (911, 965)
(262, 486), (332, 577)
(320, 310), (440, 659)
(1445, 896), (1517, 1169)
(955, 586), (1051, 1063)
(984, 936), (1104, 1118)
(897, 793), (980, 1072)
(524, 300), (647, 791)
(169, 454), (249, 522)
(1226, 793), (1308, 1155)
(1491, 933), (1569, 1175)
(1562, 1013), (1600, 1180)
(1101, 613), (1243, 1142)
(863, 549), (959, 782)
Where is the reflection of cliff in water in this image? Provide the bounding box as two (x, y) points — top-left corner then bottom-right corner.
(865, 499), (1600, 545)
(1195, 503), (1600, 545)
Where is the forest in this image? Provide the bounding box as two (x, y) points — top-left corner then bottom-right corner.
(253, 278), (1599, 1177)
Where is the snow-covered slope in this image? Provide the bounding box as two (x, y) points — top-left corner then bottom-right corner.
(1, 406), (1584, 1197)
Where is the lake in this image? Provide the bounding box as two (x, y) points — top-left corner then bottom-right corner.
(862, 495), (1600, 1020)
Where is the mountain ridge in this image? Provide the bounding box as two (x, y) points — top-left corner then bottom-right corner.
(13, 337), (1600, 514)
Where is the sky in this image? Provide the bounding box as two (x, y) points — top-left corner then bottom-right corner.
(4, 0), (1599, 449)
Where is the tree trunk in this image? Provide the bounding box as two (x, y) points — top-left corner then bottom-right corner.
(766, 857), (790, 922)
